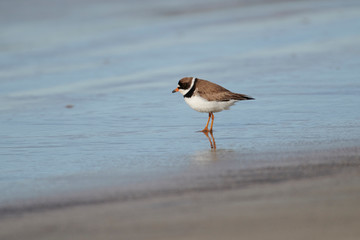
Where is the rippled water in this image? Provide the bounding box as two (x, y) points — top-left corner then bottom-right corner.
(1, 0), (360, 204)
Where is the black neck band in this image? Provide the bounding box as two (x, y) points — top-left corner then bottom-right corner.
(184, 78), (197, 98)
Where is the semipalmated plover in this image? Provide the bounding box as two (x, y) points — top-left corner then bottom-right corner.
(172, 77), (254, 132)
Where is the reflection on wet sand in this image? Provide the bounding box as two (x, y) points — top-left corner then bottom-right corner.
(202, 131), (216, 149)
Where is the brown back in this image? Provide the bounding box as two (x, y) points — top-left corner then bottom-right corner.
(195, 79), (254, 101)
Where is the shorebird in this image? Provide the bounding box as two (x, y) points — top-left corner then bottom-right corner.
(172, 77), (254, 132)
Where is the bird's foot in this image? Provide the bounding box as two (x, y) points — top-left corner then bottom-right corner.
(201, 128), (213, 133)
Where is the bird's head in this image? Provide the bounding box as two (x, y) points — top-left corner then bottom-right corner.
(172, 77), (195, 96)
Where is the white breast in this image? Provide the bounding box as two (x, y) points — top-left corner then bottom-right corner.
(184, 95), (237, 113)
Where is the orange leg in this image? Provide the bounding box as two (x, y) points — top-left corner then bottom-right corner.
(201, 113), (212, 132)
(209, 112), (214, 132)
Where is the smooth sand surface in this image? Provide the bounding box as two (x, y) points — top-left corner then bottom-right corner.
(1, 149), (360, 240)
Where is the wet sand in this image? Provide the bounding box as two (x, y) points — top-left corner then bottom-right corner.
(1, 147), (360, 239)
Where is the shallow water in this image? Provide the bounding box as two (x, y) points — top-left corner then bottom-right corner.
(1, 0), (360, 205)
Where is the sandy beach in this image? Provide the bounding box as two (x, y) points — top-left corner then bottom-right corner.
(1, 0), (360, 239)
(1, 147), (360, 240)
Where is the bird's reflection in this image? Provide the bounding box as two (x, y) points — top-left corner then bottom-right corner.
(201, 131), (216, 149)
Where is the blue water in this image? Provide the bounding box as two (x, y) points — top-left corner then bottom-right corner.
(1, 0), (360, 205)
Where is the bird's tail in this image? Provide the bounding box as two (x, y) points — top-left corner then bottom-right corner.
(232, 93), (255, 100)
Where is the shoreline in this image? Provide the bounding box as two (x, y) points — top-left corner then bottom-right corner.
(1, 145), (359, 216)
(1, 146), (359, 239)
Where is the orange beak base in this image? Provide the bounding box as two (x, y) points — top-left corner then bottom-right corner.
(172, 87), (179, 93)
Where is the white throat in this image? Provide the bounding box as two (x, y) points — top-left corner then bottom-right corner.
(179, 77), (196, 96)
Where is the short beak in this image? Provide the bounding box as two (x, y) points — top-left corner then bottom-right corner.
(172, 87), (179, 93)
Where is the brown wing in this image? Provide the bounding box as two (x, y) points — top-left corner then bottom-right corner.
(195, 79), (254, 101)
